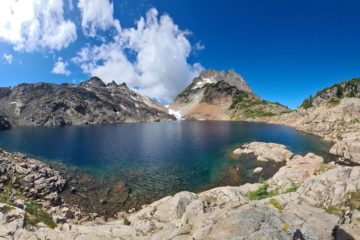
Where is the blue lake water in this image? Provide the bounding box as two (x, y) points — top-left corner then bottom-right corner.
(0, 121), (334, 210)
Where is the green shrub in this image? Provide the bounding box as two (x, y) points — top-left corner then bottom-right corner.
(336, 85), (344, 98)
(24, 201), (57, 229)
(123, 217), (131, 225)
(247, 183), (278, 200)
(328, 97), (341, 107)
(325, 206), (341, 215)
(300, 96), (313, 109)
(230, 90), (250, 109)
(285, 183), (300, 193)
(346, 192), (360, 210)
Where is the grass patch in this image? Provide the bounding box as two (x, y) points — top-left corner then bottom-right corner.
(24, 201), (57, 229)
(356, 217), (360, 222)
(318, 163), (336, 173)
(325, 206), (341, 215)
(123, 217), (131, 225)
(231, 95), (280, 119)
(328, 97), (341, 107)
(285, 183), (300, 193)
(247, 183), (278, 201)
(346, 192), (360, 210)
(0, 204), (13, 213)
(269, 198), (284, 210)
(282, 223), (289, 232)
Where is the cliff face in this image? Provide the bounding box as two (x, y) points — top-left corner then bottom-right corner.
(169, 70), (290, 120)
(0, 77), (175, 127)
(265, 78), (360, 164)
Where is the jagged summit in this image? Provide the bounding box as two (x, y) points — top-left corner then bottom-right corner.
(81, 76), (106, 87)
(107, 80), (119, 87)
(0, 77), (175, 127)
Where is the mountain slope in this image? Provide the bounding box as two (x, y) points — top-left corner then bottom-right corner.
(0, 77), (175, 127)
(264, 78), (360, 164)
(170, 70), (290, 120)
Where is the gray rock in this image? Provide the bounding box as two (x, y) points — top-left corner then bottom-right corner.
(0, 77), (175, 128)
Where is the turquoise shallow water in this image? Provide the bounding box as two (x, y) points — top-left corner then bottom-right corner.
(0, 121), (334, 204)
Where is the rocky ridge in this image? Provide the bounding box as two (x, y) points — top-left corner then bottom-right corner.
(1, 143), (360, 239)
(169, 70), (290, 120)
(0, 77), (175, 128)
(262, 78), (360, 165)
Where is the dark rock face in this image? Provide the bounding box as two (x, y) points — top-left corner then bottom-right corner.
(0, 149), (66, 205)
(0, 116), (11, 130)
(0, 77), (175, 127)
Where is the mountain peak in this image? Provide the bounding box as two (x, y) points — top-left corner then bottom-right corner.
(107, 80), (119, 87)
(82, 76), (106, 87)
(195, 69), (252, 93)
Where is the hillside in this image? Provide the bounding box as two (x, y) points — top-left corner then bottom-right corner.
(264, 78), (360, 164)
(0, 77), (175, 128)
(169, 70), (290, 120)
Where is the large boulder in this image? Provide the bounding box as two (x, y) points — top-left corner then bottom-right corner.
(268, 153), (323, 190)
(233, 142), (294, 162)
(298, 166), (360, 208)
(330, 140), (360, 164)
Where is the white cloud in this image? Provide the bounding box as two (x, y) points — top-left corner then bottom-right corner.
(78, 0), (120, 37)
(0, 0), (77, 52)
(73, 8), (203, 101)
(68, 0), (74, 11)
(194, 41), (205, 51)
(3, 54), (13, 64)
(52, 57), (71, 76)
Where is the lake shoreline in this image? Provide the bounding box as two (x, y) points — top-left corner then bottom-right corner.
(0, 141), (359, 239)
(0, 120), (337, 217)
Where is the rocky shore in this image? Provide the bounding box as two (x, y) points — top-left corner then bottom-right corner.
(0, 142), (359, 239)
(257, 78), (360, 166)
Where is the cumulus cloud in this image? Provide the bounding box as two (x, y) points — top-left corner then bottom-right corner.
(3, 54), (13, 64)
(73, 8), (203, 101)
(0, 0), (76, 52)
(78, 0), (121, 37)
(52, 57), (71, 76)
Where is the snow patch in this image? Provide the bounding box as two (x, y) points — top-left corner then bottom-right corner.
(168, 108), (183, 120)
(192, 77), (217, 90)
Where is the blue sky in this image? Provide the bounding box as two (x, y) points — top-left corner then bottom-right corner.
(0, 0), (360, 109)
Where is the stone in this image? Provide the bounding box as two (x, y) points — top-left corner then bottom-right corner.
(13, 199), (25, 209)
(253, 167), (263, 174)
(234, 142), (294, 162)
(53, 215), (67, 224)
(268, 153), (324, 191)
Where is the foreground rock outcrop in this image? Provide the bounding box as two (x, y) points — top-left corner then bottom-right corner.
(233, 142), (294, 162)
(0, 77), (175, 127)
(1, 142), (359, 239)
(169, 70), (290, 120)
